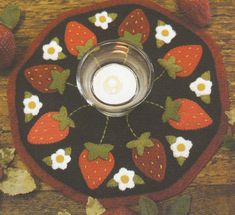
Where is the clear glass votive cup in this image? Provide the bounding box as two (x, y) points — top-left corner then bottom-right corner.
(76, 40), (154, 117)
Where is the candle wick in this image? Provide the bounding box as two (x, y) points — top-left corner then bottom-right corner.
(144, 101), (165, 110)
(69, 105), (91, 117)
(99, 116), (110, 144)
(153, 70), (167, 82)
(126, 115), (138, 139)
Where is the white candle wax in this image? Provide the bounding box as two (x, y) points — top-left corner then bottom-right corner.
(92, 63), (137, 105)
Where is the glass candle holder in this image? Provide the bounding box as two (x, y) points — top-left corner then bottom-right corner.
(76, 40), (154, 117)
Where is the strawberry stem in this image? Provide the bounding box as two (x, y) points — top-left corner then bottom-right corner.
(144, 100), (165, 110)
(154, 70), (167, 82)
(69, 105), (92, 117)
(126, 114), (138, 138)
(100, 116), (110, 144)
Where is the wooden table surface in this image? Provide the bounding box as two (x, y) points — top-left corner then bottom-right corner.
(0, 0), (235, 214)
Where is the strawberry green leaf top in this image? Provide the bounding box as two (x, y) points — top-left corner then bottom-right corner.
(76, 39), (94, 60)
(162, 97), (181, 123)
(49, 69), (70, 94)
(158, 57), (183, 79)
(0, 5), (21, 30)
(119, 31), (143, 49)
(53, 106), (75, 130)
(126, 132), (154, 156)
(84, 142), (114, 161)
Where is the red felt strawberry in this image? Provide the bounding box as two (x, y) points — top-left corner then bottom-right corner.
(24, 64), (70, 94)
(118, 9), (150, 48)
(126, 132), (167, 182)
(103, 207), (136, 215)
(65, 21), (97, 59)
(162, 97), (213, 130)
(28, 106), (75, 144)
(79, 142), (115, 190)
(0, 5), (21, 71)
(177, 0), (211, 27)
(158, 45), (203, 78)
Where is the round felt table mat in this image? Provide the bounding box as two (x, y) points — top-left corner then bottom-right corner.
(2, 0), (235, 213)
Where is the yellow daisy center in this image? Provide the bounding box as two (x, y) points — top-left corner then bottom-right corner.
(177, 143), (186, 152)
(56, 155), (65, 163)
(162, 29), (169, 36)
(99, 16), (107, 23)
(28, 101), (36, 109)
(197, 83), (206, 91)
(48, 47), (55, 55)
(120, 175), (130, 184)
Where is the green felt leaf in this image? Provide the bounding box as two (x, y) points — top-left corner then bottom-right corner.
(201, 70), (211, 80)
(119, 31), (143, 49)
(177, 157), (186, 166)
(84, 142), (114, 161)
(88, 16), (96, 24)
(58, 210), (71, 215)
(201, 95), (211, 104)
(133, 174), (145, 185)
(162, 97), (181, 123)
(166, 136), (176, 145)
(42, 156), (52, 166)
(126, 132), (154, 156)
(158, 20), (165, 26)
(49, 69), (70, 94)
(158, 57), (183, 79)
(225, 109), (235, 125)
(0, 148), (15, 168)
(156, 39), (165, 48)
(109, 13), (118, 21)
(25, 114), (33, 123)
(106, 178), (118, 188)
(222, 135), (235, 150)
(64, 147), (72, 156)
(0, 167), (36, 196)
(139, 196), (159, 215)
(0, 5), (21, 30)
(24, 91), (32, 99)
(53, 106), (75, 130)
(52, 37), (60, 44)
(58, 52), (66, 60)
(167, 195), (191, 215)
(77, 39), (94, 59)
(86, 197), (106, 215)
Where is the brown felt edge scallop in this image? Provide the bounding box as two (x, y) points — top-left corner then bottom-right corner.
(7, 0), (229, 208)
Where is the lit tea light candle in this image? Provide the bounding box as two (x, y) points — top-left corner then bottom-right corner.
(92, 63), (137, 105)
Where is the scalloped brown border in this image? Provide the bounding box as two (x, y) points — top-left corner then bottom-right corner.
(7, 0), (229, 207)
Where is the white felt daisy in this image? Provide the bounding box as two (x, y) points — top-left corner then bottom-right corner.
(42, 41), (63, 61)
(170, 137), (193, 158)
(155, 24), (176, 44)
(51, 149), (71, 170)
(113, 168), (135, 191)
(23, 95), (43, 116)
(94, 11), (113, 30)
(190, 77), (212, 97)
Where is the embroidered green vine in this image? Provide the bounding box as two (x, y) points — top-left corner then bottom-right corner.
(153, 70), (167, 82)
(126, 114), (138, 138)
(144, 100), (165, 110)
(100, 116), (110, 144)
(66, 82), (77, 88)
(69, 105), (92, 117)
